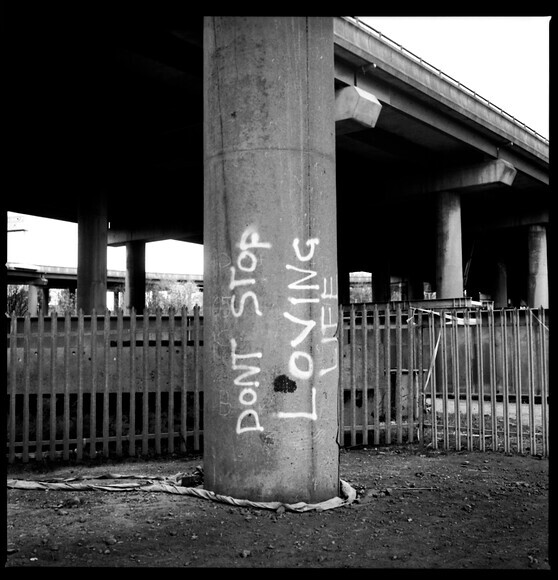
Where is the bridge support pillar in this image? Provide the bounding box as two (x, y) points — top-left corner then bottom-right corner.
(27, 284), (47, 315)
(435, 191), (464, 299)
(203, 16), (339, 503)
(527, 224), (548, 308)
(493, 261), (508, 308)
(77, 193), (108, 313)
(125, 240), (146, 314)
(372, 267), (390, 303)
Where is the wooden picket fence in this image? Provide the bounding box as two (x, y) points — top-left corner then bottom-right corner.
(6, 304), (550, 463)
(6, 307), (203, 463)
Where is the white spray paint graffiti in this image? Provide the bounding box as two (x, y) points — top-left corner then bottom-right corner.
(227, 227), (338, 432)
(278, 237), (338, 420)
(229, 226), (271, 434)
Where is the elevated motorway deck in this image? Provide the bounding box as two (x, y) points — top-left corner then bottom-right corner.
(6, 262), (203, 290)
(333, 17), (548, 188)
(4, 14), (549, 309)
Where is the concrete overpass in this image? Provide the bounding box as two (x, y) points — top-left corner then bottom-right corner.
(4, 14), (549, 313)
(4, 14), (549, 502)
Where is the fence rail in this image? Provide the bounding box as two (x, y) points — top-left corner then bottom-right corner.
(6, 304), (549, 463)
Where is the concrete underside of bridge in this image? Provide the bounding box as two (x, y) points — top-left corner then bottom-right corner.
(4, 13), (550, 502)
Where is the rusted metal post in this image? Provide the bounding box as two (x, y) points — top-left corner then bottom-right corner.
(203, 17), (339, 502)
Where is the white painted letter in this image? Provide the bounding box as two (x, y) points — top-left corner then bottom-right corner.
(229, 266), (255, 291)
(321, 275), (338, 300)
(288, 350), (314, 380)
(320, 305), (337, 342)
(236, 409), (264, 434)
(231, 338), (262, 387)
(239, 388), (258, 406)
(238, 226), (272, 250)
(237, 250), (257, 272)
(276, 388), (317, 420)
(286, 264), (319, 290)
(292, 237), (320, 262)
(231, 291), (263, 317)
(283, 312), (316, 347)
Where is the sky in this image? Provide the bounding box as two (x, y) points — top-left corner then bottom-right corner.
(7, 213), (204, 275)
(6, 16), (550, 276)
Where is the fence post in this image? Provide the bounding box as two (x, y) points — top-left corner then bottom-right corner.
(22, 314), (31, 462)
(349, 303), (356, 446)
(63, 311), (71, 461)
(385, 306), (391, 444)
(168, 308), (176, 454)
(362, 303), (369, 445)
(180, 306), (189, 453)
(90, 309), (98, 458)
(373, 304), (380, 445)
(440, 310), (450, 450)
(463, 309), (473, 451)
(142, 309), (150, 456)
(9, 313), (17, 464)
(428, 310), (439, 449)
(513, 308), (523, 452)
(103, 309), (110, 458)
(76, 309), (84, 460)
(407, 306), (415, 443)
(49, 311), (58, 460)
(129, 307), (137, 457)
(475, 308), (485, 452)
(155, 308), (162, 455)
(502, 310), (511, 453)
(451, 312), (460, 451)
(193, 305), (201, 451)
(36, 311), (45, 461)
(488, 309), (497, 450)
(338, 304), (346, 446)
(538, 307), (548, 455)
(395, 303), (403, 444)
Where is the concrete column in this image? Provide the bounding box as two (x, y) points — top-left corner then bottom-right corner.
(204, 16), (339, 503)
(28, 284), (39, 315)
(338, 265), (350, 306)
(28, 284), (48, 314)
(372, 267), (390, 303)
(527, 225), (549, 308)
(435, 191), (464, 299)
(77, 194), (108, 313)
(125, 240), (146, 313)
(493, 261), (508, 308)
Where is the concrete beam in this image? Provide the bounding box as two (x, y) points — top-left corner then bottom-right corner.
(469, 207), (549, 232)
(108, 227), (201, 246)
(335, 85), (382, 135)
(384, 160), (516, 198)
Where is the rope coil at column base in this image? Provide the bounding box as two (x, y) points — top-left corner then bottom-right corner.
(7, 475), (357, 513)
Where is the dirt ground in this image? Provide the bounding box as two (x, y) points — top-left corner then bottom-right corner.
(5, 444), (550, 569)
